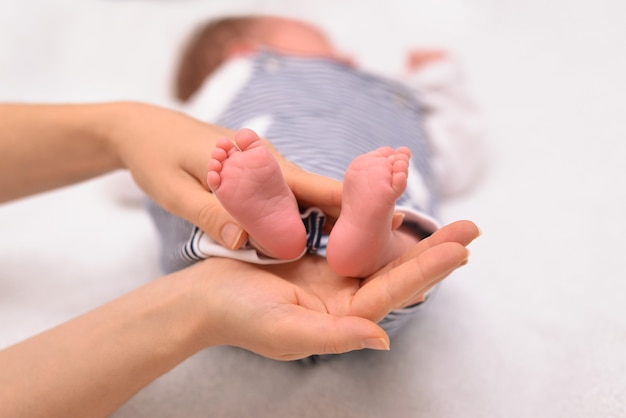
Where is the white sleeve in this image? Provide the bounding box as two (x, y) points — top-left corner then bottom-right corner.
(404, 56), (487, 198)
(183, 56), (254, 123)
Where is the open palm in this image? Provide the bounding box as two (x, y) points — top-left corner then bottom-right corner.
(192, 220), (479, 360)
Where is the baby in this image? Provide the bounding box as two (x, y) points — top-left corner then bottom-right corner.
(148, 14), (483, 342)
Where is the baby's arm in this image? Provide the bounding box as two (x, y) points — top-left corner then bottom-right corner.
(403, 50), (487, 197)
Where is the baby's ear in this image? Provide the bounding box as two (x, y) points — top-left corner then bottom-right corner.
(338, 53), (356, 68)
(225, 40), (260, 58)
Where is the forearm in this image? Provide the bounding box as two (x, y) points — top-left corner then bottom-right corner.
(0, 103), (123, 203)
(0, 268), (211, 418)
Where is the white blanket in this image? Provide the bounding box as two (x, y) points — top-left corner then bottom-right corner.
(1, 1), (625, 417)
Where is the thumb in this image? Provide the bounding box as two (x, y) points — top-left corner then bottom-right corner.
(191, 189), (248, 250)
(163, 180), (248, 250)
(260, 311), (390, 361)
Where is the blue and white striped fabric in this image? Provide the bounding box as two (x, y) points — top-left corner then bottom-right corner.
(216, 50), (438, 216)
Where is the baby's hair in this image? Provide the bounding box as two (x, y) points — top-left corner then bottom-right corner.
(175, 15), (260, 102)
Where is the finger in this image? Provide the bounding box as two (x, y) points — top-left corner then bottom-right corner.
(374, 220), (479, 276)
(401, 252), (473, 308)
(255, 307), (390, 361)
(281, 161), (343, 219)
(427, 219), (481, 247)
(158, 174), (247, 250)
(350, 242), (469, 323)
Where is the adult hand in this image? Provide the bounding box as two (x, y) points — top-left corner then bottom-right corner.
(0, 220), (477, 418)
(0, 102), (341, 246)
(107, 103), (342, 249)
(194, 220), (479, 360)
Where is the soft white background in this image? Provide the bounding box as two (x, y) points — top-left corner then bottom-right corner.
(2, 0), (626, 417)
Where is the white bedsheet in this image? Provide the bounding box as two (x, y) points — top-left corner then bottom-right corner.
(2, 1), (626, 417)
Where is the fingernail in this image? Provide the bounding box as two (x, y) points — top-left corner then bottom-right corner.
(221, 223), (244, 249)
(361, 338), (390, 351)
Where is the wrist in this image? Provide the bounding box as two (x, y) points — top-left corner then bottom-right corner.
(90, 101), (143, 171)
(177, 259), (237, 350)
(147, 266), (219, 356)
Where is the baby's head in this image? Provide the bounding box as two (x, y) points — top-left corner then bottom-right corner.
(175, 15), (344, 101)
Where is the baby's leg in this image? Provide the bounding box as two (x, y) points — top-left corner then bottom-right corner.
(207, 128), (306, 259)
(326, 147), (419, 277)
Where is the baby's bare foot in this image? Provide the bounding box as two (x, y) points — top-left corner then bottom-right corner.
(327, 147), (412, 277)
(207, 128), (306, 259)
